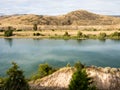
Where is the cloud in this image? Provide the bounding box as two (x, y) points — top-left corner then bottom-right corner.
(0, 0), (120, 15)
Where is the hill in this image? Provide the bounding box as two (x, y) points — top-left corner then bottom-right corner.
(29, 67), (120, 90)
(0, 10), (120, 25)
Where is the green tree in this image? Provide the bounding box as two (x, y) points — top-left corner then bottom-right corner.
(74, 61), (84, 70)
(31, 63), (56, 80)
(4, 27), (13, 37)
(38, 63), (54, 78)
(69, 69), (96, 90)
(3, 62), (29, 90)
(0, 77), (5, 90)
(33, 24), (38, 31)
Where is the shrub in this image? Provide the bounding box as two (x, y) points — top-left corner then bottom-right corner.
(16, 29), (23, 31)
(74, 61), (84, 70)
(31, 63), (56, 80)
(66, 63), (71, 67)
(3, 62), (29, 90)
(77, 31), (82, 38)
(33, 33), (36, 36)
(4, 30), (13, 37)
(64, 31), (70, 36)
(111, 32), (120, 37)
(33, 33), (44, 36)
(33, 24), (38, 31)
(0, 30), (4, 32)
(98, 33), (106, 39)
(0, 77), (5, 89)
(109, 32), (120, 39)
(36, 33), (40, 36)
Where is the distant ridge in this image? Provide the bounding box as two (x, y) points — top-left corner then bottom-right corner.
(0, 10), (120, 25)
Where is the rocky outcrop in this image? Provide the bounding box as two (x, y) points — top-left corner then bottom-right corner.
(87, 66), (120, 90)
(29, 67), (120, 90)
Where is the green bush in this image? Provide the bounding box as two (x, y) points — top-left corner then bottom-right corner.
(74, 61), (84, 70)
(64, 31), (70, 36)
(31, 63), (56, 80)
(33, 33), (44, 36)
(66, 63), (71, 67)
(4, 30), (13, 37)
(77, 31), (82, 38)
(98, 33), (106, 39)
(87, 34), (97, 39)
(0, 77), (5, 90)
(3, 62), (29, 90)
(109, 32), (120, 39)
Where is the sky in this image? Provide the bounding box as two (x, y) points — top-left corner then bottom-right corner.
(0, 0), (120, 15)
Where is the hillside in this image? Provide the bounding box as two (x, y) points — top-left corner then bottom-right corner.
(29, 67), (120, 90)
(0, 10), (120, 25)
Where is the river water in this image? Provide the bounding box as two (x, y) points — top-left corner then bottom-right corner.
(0, 38), (120, 77)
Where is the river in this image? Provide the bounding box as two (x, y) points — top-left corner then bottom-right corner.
(0, 38), (120, 77)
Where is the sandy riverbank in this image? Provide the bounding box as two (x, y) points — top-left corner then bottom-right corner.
(0, 30), (120, 39)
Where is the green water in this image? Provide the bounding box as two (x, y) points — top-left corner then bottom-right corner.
(0, 38), (120, 77)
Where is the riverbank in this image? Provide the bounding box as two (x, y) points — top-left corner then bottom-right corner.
(0, 30), (120, 39)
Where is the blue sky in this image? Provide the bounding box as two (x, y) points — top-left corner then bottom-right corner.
(0, 0), (120, 15)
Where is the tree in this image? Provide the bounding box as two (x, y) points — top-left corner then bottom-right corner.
(31, 63), (56, 80)
(3, 62), (29, 90)
(38, 63), (54, 78)
(4, 27), (13, 37)
(69, 61), (96, 90)
(69, 69), (96, 90)
(33, 24), (38, 31)
(74, 61), (84, 70)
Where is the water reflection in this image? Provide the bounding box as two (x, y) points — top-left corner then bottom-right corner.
(4, 38), (13, 47)
(98, 39), (106, 42)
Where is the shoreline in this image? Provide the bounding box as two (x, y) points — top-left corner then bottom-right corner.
(0, 30), (120, 39)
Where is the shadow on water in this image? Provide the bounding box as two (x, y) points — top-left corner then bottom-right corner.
(4, 38), (13, 47)
(98, 39), (106, 42)
(77, 39), (83, 43)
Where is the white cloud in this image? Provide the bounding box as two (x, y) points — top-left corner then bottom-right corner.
(0, 0), (120, 15)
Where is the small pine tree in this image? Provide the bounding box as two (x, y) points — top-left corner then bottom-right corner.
(69, 69), (96, 90)
(38, 63), (53, 78)
(74, 61), (84, 70)
(3, 62), (29, 90)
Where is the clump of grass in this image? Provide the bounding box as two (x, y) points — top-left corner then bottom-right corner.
(33, 32), (44, 36)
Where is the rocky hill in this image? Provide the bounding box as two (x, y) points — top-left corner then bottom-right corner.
(0, 10), (120, 25)
(29, 67), (120, 90)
